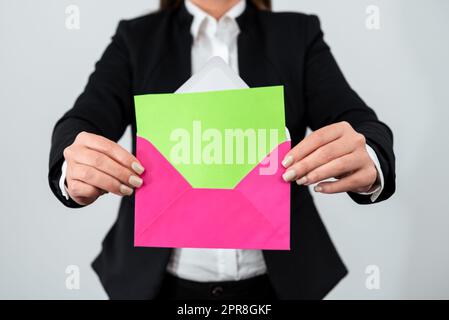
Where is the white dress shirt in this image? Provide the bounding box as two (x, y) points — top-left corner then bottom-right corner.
(165, 0), (270, 282)
(59, 0), (385, 282)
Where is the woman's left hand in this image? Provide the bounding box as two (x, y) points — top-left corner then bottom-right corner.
(281, 121), (378, 194)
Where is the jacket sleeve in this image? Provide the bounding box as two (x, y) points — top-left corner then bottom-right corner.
(48, 21), (133, 208)
(303, 15), (396, 204)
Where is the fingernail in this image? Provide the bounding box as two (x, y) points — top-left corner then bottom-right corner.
(120, 184), (133, 196)
(132, 162), (145, 175)
(296, 177), (308, 185)
(314, 185), (323, 193)
(281, 155), (294, 168)
(282, 169), (297, 182)
(129, 175), (143, 188)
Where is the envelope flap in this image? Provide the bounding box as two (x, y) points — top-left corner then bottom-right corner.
(236, 140), (291, 233)
(135, 136), (192, 236)
(135, 86), (286, 189)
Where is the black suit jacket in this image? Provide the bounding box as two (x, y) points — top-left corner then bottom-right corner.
(48, 2), (395, 299)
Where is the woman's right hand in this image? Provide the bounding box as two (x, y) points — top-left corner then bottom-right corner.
(63, 131), (145, 206)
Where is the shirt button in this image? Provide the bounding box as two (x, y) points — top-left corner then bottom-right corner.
(211, 286), (224, 297)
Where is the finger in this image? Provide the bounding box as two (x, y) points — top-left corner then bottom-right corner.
(69, 163), (134, 196)
(282, 122), (350, 168)
(298, 153), (360, 185)
(66, 180), (103, 206)
(314, 169), (375, 194)
(75, 132), (145, 174)
(69, 146), (143, 188)
(284, 136), (356, 182)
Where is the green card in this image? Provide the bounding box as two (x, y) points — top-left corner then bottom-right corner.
(135, 86), (286, 189)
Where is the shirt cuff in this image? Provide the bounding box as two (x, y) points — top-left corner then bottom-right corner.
(59, 161), (70, 200)
(357, 144), (385, 202)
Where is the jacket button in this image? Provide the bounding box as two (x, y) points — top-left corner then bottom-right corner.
(211, 286), (224, 297)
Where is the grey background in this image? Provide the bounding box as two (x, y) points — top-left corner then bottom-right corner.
(1, 0), (448, 299)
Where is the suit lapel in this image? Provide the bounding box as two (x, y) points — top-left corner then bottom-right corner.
(141, 6), (193, 94)
(237, 5), (282, 88)
(143, 3), (281, 94)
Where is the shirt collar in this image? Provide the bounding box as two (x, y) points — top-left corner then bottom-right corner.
(185, 0), (246, 39)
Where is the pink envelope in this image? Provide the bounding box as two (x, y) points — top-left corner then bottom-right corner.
(135, 136), (291, 250)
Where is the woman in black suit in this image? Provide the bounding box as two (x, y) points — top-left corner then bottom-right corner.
(49, 0), (395, 299)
